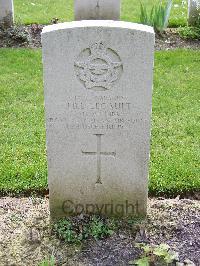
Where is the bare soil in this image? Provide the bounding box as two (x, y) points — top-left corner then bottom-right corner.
(0, 197), (199, 265)
(0, 25), (200, 50)
(155, 28), (200, 50)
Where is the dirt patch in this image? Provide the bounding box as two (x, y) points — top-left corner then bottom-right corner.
(0, 197), (199, 265)
(155, 28), (200, 50)
(0, 24), (42, 48)
(0, 25), (200, 50)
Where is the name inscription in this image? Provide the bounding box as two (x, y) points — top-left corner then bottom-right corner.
(48, 95), (146, 130)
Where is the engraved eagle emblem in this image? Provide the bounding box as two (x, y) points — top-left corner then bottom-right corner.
(74, 42), (123, 91)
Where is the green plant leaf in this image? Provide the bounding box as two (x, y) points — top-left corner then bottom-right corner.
(153, 243), (170, 257)
(164, 0), (173, 28)
(164, 251), (179, 263)
(141, 245), (152, 254)
(159, 243), (170, 251)
(139, 0), (173, 32)
(133, 257), (150, 266)
(39, 255), (55, 266)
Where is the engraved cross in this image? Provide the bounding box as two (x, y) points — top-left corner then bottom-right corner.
(82, 134), (116, 184)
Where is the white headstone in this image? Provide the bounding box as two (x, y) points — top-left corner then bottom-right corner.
(74, 0), (120, 20)
(0, 0), (14, 27)
(188, 0), (200, 26)
(42, 21), (155, 218)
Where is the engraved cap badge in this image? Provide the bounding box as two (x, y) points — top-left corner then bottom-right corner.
(74, 42), (123, 91)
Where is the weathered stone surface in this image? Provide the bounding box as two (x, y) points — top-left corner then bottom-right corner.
(74, 0), (121, 20)
(42, 21), (155, 218)
(188, 0), (200, 26)
(0, 0), (14, 27)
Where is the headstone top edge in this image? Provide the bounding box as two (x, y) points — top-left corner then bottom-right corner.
(42, 20), (154, 36)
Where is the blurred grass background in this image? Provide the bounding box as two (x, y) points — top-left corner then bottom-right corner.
(14, 0), (188, 27)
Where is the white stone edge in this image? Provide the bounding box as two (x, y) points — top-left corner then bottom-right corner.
(42, 20), (154, 35)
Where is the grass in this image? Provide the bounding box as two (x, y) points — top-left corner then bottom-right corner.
(14, 0), (187, 27)
(151, 50), (200, 196)
(0, 49), (47, 193)
(0, 49), (199, 196)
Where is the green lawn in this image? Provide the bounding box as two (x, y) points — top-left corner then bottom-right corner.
(0, 49), (47, 193)
(152, 50), (200, 196)
(0, 49), (199, 196)
(14, 0), (187, 27)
